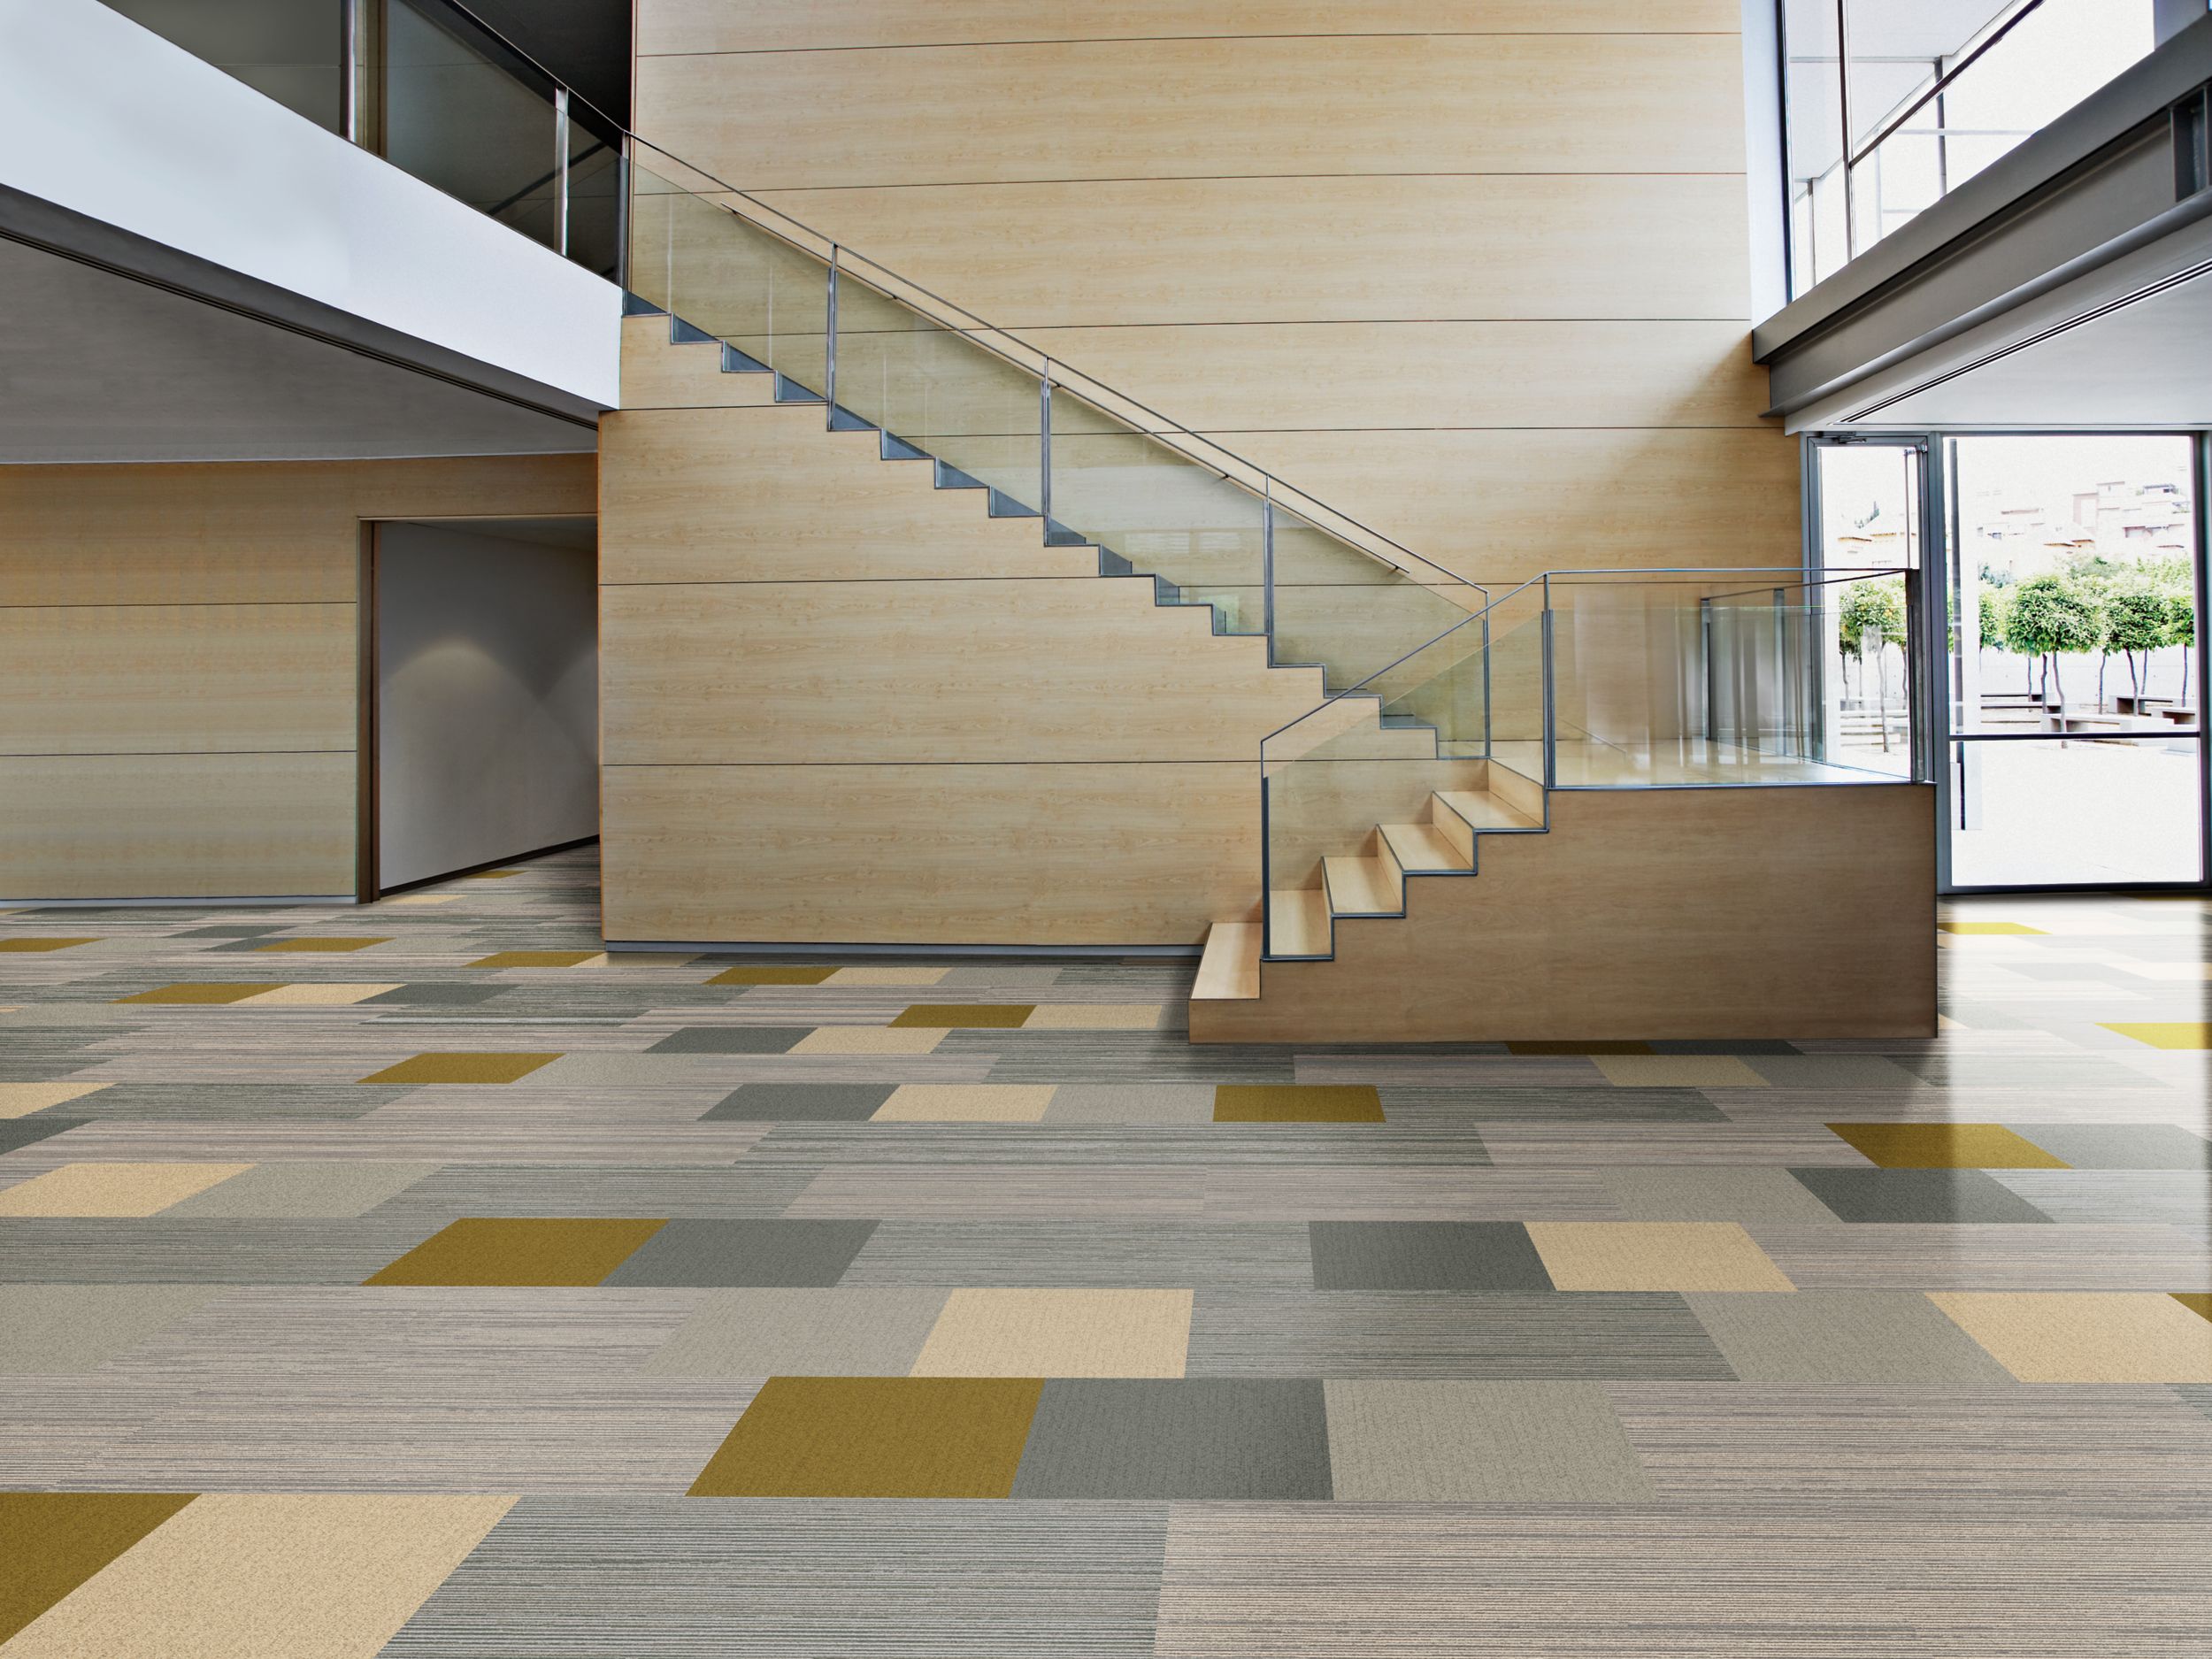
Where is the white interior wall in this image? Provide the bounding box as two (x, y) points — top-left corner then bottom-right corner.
(376, 521), (598, 890)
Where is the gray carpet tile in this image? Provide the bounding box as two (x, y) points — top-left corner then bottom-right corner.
(1323, 1379), (1653, 1502)
(1682, 1290), (2017, 1384)
(1988, 1169), (2212, 1227)
(1787, 1167), (2058, 1224)
(2003, 1122), (2212, 1169)
(1611, 1383), (2212, 1516)
(1013, 1379), (1333, 1500)
(600, 1218), (880, 1286)
(703, 1083), (898, 1120)
(1308, 1221), (1554, 1291)
(359, 1163), (820, 1219)
(0, 1116), (85, 1154)
(743, 1124), (1494, 1168)
(941, 1030), (1296, 1084)
(1185, 1291), (1737, 1380)
(383, 1499), (1168, 1657)
(12, 1083), (414, 1120)
(787, 1165), (1210, 1219)
(0, 1218), (442, 1282)
(1746, 1223), (2212, 1290)
(837, 1221), (1314, 1291)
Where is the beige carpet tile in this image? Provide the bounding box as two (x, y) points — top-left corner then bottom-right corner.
(1023, 1004), (1167, 1030)
(0, 1161), (254, 1217)
(911, 1288), (1194, 1378)
(0, 1491), (196, 1644)
(114, 982), (288, 1005)
(160, 1160), (442, 1218)
(1927, 1292), (2212, 1382)
(1526, 1223), (1797, 1293)
(1598, 1166), (1842, 1223)
(823, 966), (949, 986)
(787, 1027), (947, 1055)
(0, 1081), (110, 1118)
(233, 984), (405, 1006)
(0, 1493), (513, 1659)
(872, 1084), (1056, 1122)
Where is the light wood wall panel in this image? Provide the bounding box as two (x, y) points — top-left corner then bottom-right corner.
(1194, 784), (1939, 1041)
(602, 579), (1324, 764)
(640, 36), (1743, 190)
(0, 604), (356, 756)
(603, 762), (1263, 946)
(640, 0), (1741, 56)
(619, 3), (1816, 949)
(747, 177), (1753, 327)
(0, 454), (595, 899)
(600, 407), (1097, 585)
(0, 753), (358, 900)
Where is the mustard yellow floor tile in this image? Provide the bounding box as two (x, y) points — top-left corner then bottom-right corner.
(689, 1377), (1041, 1498)
(1023, 1004), (1167, 1030)
(115, 982), (287, 1005)
(254, 936), (390, 954)
(0, 1492), (196, 1644)
(0, 1493), (512, 1659)
(385, 895), (457, 906)
(1592, 1055), (1766, 1088)
(1825, 1122), (2070, 1168)
(0, 1162), (253, 1217)
(465, 870), (521, 879)
(789, 1026), (946, 1055)
(891, 1003), (1034, 1028)
(2101, 1022), (2212, 1051)
(1928, 1292), (2212, 1382)
(365, 1217), (666, 1286)
(2174, 1293), (2212, 1324)
(467, 950), (603, 969)
(1939, 921), (2047, 935)
(359, 1052), (561, 1085)
(826, 966), (950, 986)
(235, 983), (403, 1007)
(911, 1287), (1194, 1377)
(1214, 1086), (1385, 1123)
(0, 937), (97, 954)
(1526, 1222), (1796, 1293)
(872, 1085), (1056, 1123)
(0, 1080), (109, 1119)
(706, 965), (836, 986)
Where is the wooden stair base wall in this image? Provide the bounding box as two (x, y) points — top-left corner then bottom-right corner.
(1192, 782), (1936, 1042)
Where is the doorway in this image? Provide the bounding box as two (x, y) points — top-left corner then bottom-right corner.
(1814, 434), (2209, 891)
(362, 516), (599, 898)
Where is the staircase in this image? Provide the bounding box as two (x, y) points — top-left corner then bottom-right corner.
(613, 139), (1887, 1041)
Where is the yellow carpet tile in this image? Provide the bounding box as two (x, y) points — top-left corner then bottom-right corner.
(0, 938), (97, 953)
(0, 1081), (109, 1118)
(1825, 1123), (2069, 1168)
(365, 1217), (667, 1286)
(467, 951), (603, 969)
(359, 1053), (561, 1085)
(688, 1377), (1042, 1498)
(0, 1492), (196, 1643)
(115, 983), (287, 1005)
(2101, 1021), (2212, 1050)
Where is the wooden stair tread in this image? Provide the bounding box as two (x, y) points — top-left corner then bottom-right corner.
(1324, 856), (1401, 915)
(1193, 921), (1262, 1001)
(1437, 788), (1540, 832)
(1380, 821), (1469, 872)
(1267, 889), (1331, 957)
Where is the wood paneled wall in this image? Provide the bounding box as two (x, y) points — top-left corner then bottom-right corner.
(0, 455), (595, 900)
(599, 331), (1332, 946)
(633, 0), (1794, 587)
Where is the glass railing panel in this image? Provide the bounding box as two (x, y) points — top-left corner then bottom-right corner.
(834, 273), (1041, 509)
(104, 0), (346, 132)
(1269, 505), (1484, 697)
(381, 0), (561, 251)
(561, 111), (625, 281)
(1544, 570), (1909, 786)
(1048, 389), (1265, 635)
(627, 159), (829, 396)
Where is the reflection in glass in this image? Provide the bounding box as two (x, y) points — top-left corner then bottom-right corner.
(380, 0), (558, 250)
(102, 0), (345, 132)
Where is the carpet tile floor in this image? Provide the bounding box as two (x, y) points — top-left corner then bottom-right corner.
(0, 846), (2209, 1654)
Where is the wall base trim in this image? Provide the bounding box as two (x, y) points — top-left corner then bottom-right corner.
(0, 895), (357, 908)
(606, 940), (1202, 960)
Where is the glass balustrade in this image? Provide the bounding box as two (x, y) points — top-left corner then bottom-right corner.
(1259, 567), (1915, 957)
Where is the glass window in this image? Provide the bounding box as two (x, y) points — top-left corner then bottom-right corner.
(102, 0), (345, 133)
(1947, 434), (2202, 887)
(1786, 0), (2164, 292)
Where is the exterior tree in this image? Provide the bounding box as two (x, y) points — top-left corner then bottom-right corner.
(1839, 578), (1906, 698)
(2102, 584), (2168, 702)
(2166, 580), (2196, 709)
(2002, 572), (2104, 709)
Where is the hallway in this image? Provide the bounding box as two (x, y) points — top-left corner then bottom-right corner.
(2, 848), (2208, 1655)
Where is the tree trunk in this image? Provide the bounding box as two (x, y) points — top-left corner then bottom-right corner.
(2050, 655), (2064, 708)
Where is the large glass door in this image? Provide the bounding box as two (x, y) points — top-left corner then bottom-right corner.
(1809, 437), (1930, 781)
(1941, 435), (2205, 888)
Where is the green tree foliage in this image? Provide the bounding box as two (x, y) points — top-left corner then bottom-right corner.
(1978, 588), (2008, 655)
(2103, 584), (2169, 698)
(2002, 572), (2104, 705)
